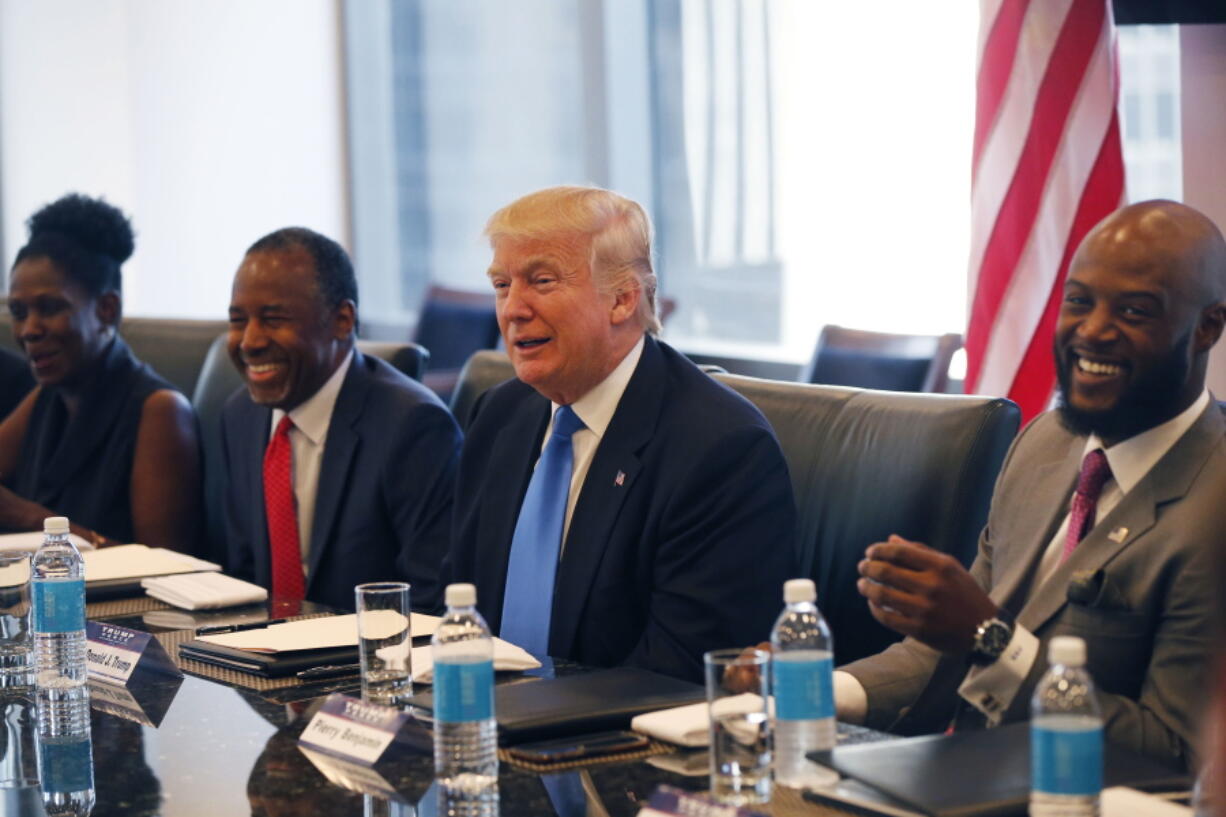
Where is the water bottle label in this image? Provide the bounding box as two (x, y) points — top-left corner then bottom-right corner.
(39, 738), (93, 793)
(32, 578), (85, 634)
(774, 654), (835, 721)
(1032, 723), (1103, 795)
(434, 657), (494, 723)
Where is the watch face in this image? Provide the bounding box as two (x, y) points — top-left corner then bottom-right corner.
(978, 619), (1011, 657)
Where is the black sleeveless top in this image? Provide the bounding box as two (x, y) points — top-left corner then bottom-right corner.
(11, 336), (174, 542)
(0, 347), (34, 421)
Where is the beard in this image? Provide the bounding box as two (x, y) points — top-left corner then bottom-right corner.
(1055, 330), (1193, 441)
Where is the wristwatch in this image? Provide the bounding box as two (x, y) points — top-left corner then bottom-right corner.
(969, 610), (1014, 666)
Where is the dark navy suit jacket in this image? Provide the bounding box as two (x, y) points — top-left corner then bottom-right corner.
(221, 350), (461, 612)
(449, 336), (797, 682)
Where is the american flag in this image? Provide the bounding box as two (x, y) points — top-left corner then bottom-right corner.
(965, 0), (1126, 420)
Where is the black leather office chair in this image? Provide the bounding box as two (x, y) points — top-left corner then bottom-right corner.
(710, 373), (1019, 663)
(192, 334), (430, 564)
(449, 350), (1020, 664)
(448, 349), (516, 430)
(802, 325), (963, 393)
(120, 317), (230, 396)
(414, 285), (501, 401)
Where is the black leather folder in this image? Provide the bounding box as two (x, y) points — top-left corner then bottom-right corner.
(408, 666), (705, 745)
(811, 721), (1189, 817)
(178, 639), (358, 678)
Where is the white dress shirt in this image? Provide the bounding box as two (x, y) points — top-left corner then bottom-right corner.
(836, 389), (1211, 725)
(269, 350), (353, 572)
(536, 335), (644, 551)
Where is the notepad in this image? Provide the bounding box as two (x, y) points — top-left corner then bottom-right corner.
(197, 612), (442, 653)
(82, 544), (220, 582)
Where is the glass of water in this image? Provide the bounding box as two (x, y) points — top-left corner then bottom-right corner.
(0, 551), (32, 680)
(355, 582), (412, 707)
(704, 647), (772, 805)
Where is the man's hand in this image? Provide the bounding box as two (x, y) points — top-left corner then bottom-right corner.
(857, 534), (998, 654)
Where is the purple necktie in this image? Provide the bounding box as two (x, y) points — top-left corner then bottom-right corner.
(1062, 449), (1112, 562)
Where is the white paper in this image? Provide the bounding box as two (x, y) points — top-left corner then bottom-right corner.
(198, 613), (442, 653)
(631, 694), (768, 748)
(141, 572), (266, 610)
(83, 544), (220, 582)
(1101, 787), (1192, 816)
(408, 638), (540, 683)
(0, 532), (94, 553)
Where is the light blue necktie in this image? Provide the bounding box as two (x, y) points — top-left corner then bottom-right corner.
(500, 405), (585, 657)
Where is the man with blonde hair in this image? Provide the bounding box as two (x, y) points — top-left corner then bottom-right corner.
(448, 185), (795, 682)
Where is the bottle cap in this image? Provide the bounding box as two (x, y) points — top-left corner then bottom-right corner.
(446, 583), (476, 607)
(43, 517), (69, 535)
(1048, 636), (1086, 667)
(784, 578), (816, 604)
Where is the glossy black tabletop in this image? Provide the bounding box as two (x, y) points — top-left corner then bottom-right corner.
(0, 602), (845, 817)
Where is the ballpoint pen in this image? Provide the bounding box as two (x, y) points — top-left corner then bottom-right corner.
(195, 618), (291, 636)
(296, 663), (362, 681)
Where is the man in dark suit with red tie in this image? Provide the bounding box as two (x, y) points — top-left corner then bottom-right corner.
(838, 200), (1226, 770)
(447, 186), (796, 683)
(220, 227), (460, 612)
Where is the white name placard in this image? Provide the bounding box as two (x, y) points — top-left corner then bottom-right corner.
(298, 694), (411, 766)
(85, 622), (182, 685)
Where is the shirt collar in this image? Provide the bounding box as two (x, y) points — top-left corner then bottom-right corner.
(553, 335), (645, 440)
(271, 349), (354, 446)
(1084, 387), (1210, 495)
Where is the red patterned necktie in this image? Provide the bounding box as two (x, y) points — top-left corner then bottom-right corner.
(1062, 449), (1112, 562)
(264, 415), (305, 601)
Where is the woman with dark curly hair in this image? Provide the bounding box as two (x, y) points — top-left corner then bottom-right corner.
(0, 194), (201, 552)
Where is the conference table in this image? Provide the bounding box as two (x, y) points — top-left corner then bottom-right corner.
(0, 598), (856, 817)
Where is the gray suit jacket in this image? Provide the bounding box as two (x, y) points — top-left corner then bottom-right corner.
(842, 403), (1226, 769)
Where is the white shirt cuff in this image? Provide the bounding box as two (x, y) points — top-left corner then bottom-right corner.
(834, 670), (868, 725)
(957, 623), (1039, 724)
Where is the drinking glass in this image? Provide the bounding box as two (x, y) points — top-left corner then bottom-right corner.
(355, 583), (412, 707)
(0, 552), (32, 680)
(704, 648), (772, 805)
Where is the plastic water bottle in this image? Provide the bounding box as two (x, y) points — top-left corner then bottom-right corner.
(1031, 636), (1102, 817)
(32, 517), (87, 699)
(432, 583), (498, 817)
(771, 578), (839, 788)
(31, 517), (93, 816)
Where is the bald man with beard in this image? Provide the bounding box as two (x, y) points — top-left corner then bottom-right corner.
(836, 200), (1226, 772)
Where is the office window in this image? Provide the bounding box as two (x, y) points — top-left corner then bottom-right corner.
(347, 1), (977, 360)
(1117, 25), (1182, 202)
(659, 2), (977, 360)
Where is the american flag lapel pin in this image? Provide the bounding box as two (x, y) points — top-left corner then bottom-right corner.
(614, 470), (626, 487)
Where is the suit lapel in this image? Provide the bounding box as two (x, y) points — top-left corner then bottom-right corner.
(243, 399), (274, 586)
(480, 391), (551, 630)
(306, 353), (367, 586)
(989, 434), (1080, 613)
(551, 337), (664, 656)
(1018, 403), (1223, 633)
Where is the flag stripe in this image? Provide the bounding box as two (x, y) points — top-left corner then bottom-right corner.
(975, 22), (1116, 396)
(967, 0), (1074, 309)
(967, 0), (1125, 422)
(973, 0), (1031, 173)
(966, 0), (1106, 391)
(1007, 111), (1126, 419)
